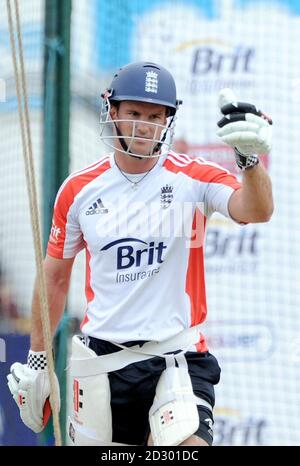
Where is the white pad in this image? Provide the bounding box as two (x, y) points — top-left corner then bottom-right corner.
(149, 358), (199, 446)
(68, 416), (129, 446)
(68, 336), (112, 445)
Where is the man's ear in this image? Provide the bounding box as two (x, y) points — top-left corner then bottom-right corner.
(110, 105), (118, 120)
(164, 108), (171, 124)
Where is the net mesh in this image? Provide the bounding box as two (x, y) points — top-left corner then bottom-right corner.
(1, 0), (300, 446)
(0, 0), (44, 334)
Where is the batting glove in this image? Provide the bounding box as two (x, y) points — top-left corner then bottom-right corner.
(7, 350), (60, 433)
(217, 90), (273, 170)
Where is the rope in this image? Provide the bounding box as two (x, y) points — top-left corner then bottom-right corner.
(6, 0), (62, 446)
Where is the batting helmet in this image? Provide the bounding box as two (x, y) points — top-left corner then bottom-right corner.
(106, 62), (180, 116)
(100, 62), (182, 159)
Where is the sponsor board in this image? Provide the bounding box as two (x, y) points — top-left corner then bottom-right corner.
(214, 407), (267, 446)
(203, 321), (275, 362)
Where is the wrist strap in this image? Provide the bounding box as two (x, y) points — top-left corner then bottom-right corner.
(27, 350), (48, 370)
(234, 148), (259, 171)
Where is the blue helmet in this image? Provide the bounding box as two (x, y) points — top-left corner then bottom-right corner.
(100, 62), (182, 159)
(106, 62), (181, 116)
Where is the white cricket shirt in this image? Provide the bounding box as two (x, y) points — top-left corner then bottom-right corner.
(47, 151), (241, 351)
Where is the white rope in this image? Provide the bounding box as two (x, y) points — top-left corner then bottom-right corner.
(6, 0), (62, 446)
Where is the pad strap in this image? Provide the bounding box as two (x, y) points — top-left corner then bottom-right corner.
(71, 325), (202, 377)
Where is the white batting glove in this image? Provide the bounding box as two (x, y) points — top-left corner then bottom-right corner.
(7, 350), (60, 433)
(217, 88), (273, 170)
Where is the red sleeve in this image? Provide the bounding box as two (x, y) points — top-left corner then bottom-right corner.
(47, 179), (84, 259)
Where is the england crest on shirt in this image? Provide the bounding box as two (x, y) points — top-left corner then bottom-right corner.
(160, 184), (173, 209)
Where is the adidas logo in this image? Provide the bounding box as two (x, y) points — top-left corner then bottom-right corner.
(85, 198), (108, 215)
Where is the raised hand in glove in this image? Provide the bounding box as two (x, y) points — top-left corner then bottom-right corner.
(217, 88), (273, 170)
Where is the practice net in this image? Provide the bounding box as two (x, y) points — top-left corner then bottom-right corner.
(1, 0), (300, 446)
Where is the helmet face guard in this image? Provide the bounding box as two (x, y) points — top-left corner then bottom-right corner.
(100, 96), (180, 158)
(99, 62), (182, 159)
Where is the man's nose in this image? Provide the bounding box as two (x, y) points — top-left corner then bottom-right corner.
(135, 120), (150, 134)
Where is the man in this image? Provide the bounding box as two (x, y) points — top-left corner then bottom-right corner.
(7, 62), (273, 446)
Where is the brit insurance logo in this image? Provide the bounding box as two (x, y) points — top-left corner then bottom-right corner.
(50, 222), (61, 244)
(214, 408), (267, 446)
(100, 238), (167, 284)
(174, 39), (256, 93)
(190, 41), (255, 75)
